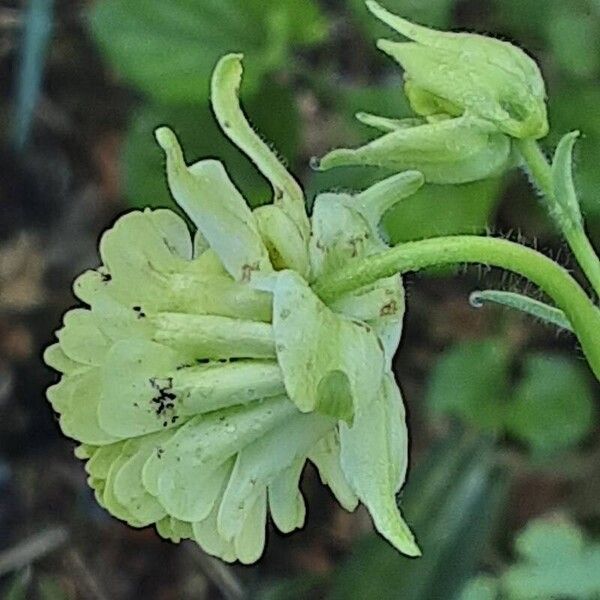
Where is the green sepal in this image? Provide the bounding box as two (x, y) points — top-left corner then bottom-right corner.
(551, 131), (583, 229)
(317, 116), (512, 185)
(470, 290), (573, 332)
(309, 430), (358, 512)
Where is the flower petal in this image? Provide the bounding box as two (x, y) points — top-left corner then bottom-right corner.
(217, 412), (332, 541)
(142, 396), (294, 521)
(268, 458), (307, 534)
(309, 430), (358, 512)
(340, 375), (419, 556)
(56, 309), (110, 366)
(262, 271), (385, 422)
(155, 127), (272, 281)
(112, 433), (170, 525)
(254, 204), (310, 278)
(211, 54), (310, 243)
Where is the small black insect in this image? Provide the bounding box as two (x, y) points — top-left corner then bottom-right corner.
(132, 305), (146, 318)
(148, 377), (178, 419)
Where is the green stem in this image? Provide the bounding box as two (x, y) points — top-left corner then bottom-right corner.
(313, 236), (600, 380)
(517, 138), (600, 297)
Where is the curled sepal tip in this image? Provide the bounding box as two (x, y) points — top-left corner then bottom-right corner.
(210, 54), (310, 242)
(470, 290), (573, 332)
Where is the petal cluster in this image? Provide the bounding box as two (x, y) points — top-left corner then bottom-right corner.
(45, 54), (421, 563)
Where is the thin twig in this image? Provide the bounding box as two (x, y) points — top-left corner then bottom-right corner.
(0, 526), (68, 577)
(183, 542), (246, 600)
(0, 8), (22, 29)
(64, 548), (110, 600)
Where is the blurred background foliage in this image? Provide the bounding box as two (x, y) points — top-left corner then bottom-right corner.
(0, 0), (599, 598)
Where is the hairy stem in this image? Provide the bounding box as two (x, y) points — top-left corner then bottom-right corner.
(313, 236), (600, 380)
(517, 138), (600, 297)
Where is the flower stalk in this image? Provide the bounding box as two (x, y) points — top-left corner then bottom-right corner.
(314, 235), (600, 380)
(516, 138), (600, 297)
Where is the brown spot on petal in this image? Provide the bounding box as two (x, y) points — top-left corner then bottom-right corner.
(380, 300), (398, 316)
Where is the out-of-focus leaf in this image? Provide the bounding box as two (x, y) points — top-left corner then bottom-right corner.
(457, 576), (499, 600)
(38, 576), (68, 600)
(310, 171), (502, 243)
(123, 80), (299, 209)
(502, 517), (600, 599)
(348, 0), (454, 40)
(89, 0), (326, 104)
(2, 570), (30, 600)
(255, 575), (325, 600)
(338, 84), (413, 125)
(328, 434), (508, 600)
(491, 0), (549, 40)
(426, 340), (510, 433)
(545, 6), (600, 79)
(505, 354), (595, 455)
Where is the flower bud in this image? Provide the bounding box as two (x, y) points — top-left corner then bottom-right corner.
(367, 0), (549, 140)
(44, 54), (424, 563)
(316, 114), (512, 184)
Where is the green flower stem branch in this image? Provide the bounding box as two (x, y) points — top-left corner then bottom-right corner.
(517, 138), (600, 297)
(313, 235), (600, 380)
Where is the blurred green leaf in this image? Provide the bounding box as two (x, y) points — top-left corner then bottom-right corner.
(255, 575), (325, 600)
(2, 570), (30, 600)
(426, 340), (511, 433)
(458, 576), (499, 600)
(89, 0), (326, 104)
(546, 8), (600, 79)
(338, 83), (413, 123)
(328, 434), (508, 600)
(463, 517), (600, 599)
(309, 170), (502, 243)
(504, 517), (600, 599)
(123, 79), (299, 209)
(38, 576), (68, 600)
(505, 354), (595, 456)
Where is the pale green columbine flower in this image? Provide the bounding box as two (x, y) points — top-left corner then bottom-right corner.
(316, 1), (549, 183)
(367, 1), (548, 140)
(44, 54), (424, 563)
